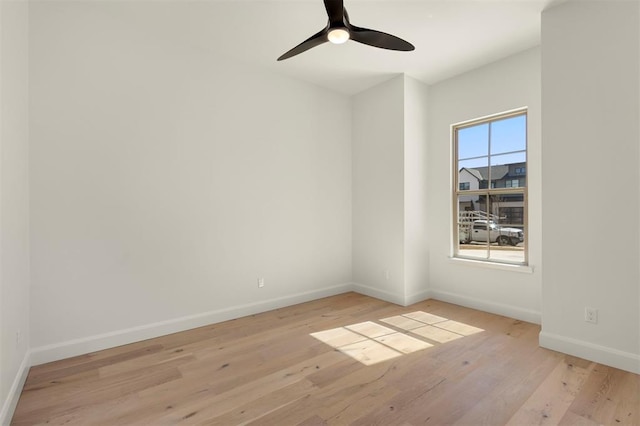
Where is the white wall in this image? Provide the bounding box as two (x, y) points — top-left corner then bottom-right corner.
(403, 76), (430, 304)
(352, 76), (406, 304)
(426, 48), (542, 324)
(540, 0), (640, 373)
(352, 75), (429, 306)
(29, 1), (352, 363)
(0, 0), (30, 423)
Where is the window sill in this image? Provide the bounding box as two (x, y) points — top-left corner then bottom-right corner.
(448, 256), (534, 274)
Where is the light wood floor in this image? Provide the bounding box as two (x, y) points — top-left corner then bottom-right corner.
(12, 293), (640, 425)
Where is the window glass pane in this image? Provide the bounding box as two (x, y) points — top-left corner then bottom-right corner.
(489, 164), (509, 188)
(459, 157), (488, 170)
(490, 151), (526, 166)
(453, 110), (527, 266)
(490, 153), (526, 189)
(487, 194), (525, 263)
(458, 157), (488, 191)
(457, 195), (488, 260)
(458, 124), (489, 160)
(490, 114), (526, 155)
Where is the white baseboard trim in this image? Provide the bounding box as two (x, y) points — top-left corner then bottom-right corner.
(428, 289), (541, 325)
(350, 284), (430, 307)
(405, 290), (432, 306)
(539, 331), (640, 374)
(351, 282), (406, 306)
(30, 282), (354, 366)
(0, 350), (31, 426)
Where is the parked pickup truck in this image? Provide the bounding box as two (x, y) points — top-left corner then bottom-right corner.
(460, 220), (523, 246)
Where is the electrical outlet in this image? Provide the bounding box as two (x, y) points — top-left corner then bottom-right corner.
(15, 330), (21, 346)
(383, 269), (390, 281)
(258, 278), (265, 288)
(585, 307), (598, 324)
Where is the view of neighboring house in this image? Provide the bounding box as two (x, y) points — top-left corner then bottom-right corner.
(458, 162), (526, 225)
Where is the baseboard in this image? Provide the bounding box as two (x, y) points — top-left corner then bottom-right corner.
(351, 282), (406, 306)
(539, 331), (640, 374)
(428, 289), (541, 324)
(405, 289), (432, 306)
(350, 284), (430, 307)
(30, 282), (354, 366)
(0, 350), (31, 426)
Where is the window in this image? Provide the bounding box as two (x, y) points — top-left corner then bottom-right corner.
(453, 109), (527, 265)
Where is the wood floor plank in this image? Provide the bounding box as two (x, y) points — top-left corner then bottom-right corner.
(25, 344), (165, 386)
(505, 357), (594, 425)
(134, 350), (345, 425)
(247, 358), (402, 425)
(12, 391), (142, 426)
(11, 293), (640, 426)
(453, 347), (562, 425)
(14, 360), (184, 425)
(565, 363), (640, 425)
(202, 379), (318, 426)
(558, 410), (602, 426)
(397, 345), (528, 424)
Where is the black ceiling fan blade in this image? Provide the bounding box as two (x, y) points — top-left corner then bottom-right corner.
(349, 26), (415, 51)
(277, 28), (329, 61)
(324, 0), (345, 25)
(277, 1), (415, 61)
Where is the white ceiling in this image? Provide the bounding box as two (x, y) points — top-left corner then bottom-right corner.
(118, 0), (562, 95)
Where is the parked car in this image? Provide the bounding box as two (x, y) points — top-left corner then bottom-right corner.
(460, 220), (523, 246)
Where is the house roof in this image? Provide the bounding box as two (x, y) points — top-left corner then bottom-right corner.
(464, 168), (484, 181)
(461, 165), (509, 181)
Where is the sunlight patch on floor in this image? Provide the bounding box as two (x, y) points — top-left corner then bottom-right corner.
(337, 339), (402, 366)
(309, 327), (368, 347)
(411, 325), (463, 343)
(310, 311), (484, 366)
(345, 321), (396, 338)
(374, 332), (433, 354)
(435, 320), (484, 336)
(403, 311), (448, 325)
(380, 315), (425, 330)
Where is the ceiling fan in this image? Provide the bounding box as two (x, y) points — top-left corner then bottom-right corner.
(277, 0), (415, 61)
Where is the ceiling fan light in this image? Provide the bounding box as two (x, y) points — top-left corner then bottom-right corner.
(328, 28), (350, 44)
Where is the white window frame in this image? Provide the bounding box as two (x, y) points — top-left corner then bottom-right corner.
(452, 108), (528, 266)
